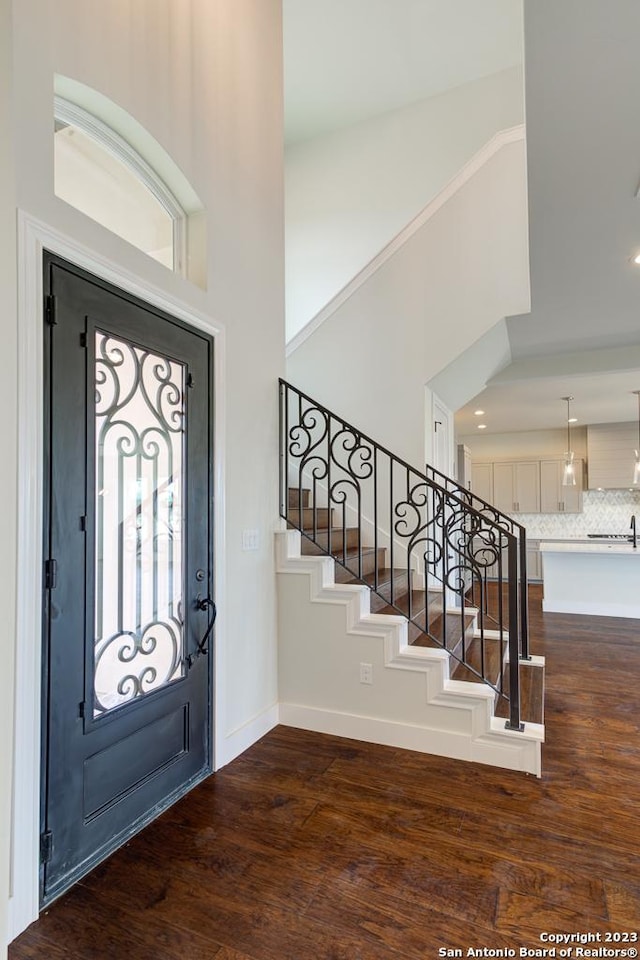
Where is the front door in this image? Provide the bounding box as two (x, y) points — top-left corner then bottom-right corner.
(41, 253), (214, 904)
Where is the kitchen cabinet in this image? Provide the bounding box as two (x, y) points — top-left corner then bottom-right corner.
(492, 461), (540, 514)
(587, 422), (637, 489)
(470, 462), (493, 503)
(540, 459), (583, 513)
(526, 540), (542, 581)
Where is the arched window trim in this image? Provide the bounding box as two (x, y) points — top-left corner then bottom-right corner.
(54, 95), (187, 276)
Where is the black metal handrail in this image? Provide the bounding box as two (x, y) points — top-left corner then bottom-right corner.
(279, 379), (527, 731)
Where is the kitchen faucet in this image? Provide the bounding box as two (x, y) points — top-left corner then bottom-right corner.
(631, 514), (637, 549)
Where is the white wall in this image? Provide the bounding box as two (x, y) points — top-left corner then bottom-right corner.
(287, 137), (529, 472)
(0, 0), (17, 953)
(285, 66), (523, 340)
(4, 1), (284, 948)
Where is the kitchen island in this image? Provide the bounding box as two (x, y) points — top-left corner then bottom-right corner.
(539, 540), (640, 618)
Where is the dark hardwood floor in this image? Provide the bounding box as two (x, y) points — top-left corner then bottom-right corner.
(10, 585), (640, 958)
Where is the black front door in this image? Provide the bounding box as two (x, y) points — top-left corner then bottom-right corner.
(41, 253), (214, 904)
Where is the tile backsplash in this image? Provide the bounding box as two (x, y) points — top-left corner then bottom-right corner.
(512, 488), (640, 538)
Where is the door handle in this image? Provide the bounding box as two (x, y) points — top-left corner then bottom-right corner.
(187, 596), (217, 668)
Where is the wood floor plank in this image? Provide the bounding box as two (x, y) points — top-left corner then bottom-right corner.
(603, 880), (640, 926)
(495, 889), (623, 939)
(18, 882), (222, 960)
(303, 876), (514, 956)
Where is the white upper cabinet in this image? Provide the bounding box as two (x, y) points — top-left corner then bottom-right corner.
(492, 461), (540, 514)
(540, 459), (583, 513)
(587, 423), (637, 489)
(470, 462), (494, 503)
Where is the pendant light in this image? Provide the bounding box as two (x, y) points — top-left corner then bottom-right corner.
(561, 396), (576, 486)
(633, 390), (640, 485)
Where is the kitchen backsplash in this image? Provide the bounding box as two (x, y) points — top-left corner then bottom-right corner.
(512, 488), (640, 538)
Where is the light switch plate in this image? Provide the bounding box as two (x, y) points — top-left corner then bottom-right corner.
(242, 529), (260, 551)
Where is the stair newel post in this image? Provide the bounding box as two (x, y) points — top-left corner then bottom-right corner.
(506, 532), (523, 731)
(519, 526), (530, 660)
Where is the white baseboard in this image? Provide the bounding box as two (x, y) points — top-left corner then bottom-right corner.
(215, 703), (280, 770)
(279, 703), (542, 775)
(542, 600), (640, 618)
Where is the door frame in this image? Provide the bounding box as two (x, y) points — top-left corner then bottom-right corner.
(9, 212), (227, 939)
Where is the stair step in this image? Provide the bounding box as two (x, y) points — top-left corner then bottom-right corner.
(451, 633), (505, 687)
(494, 660), (545, 725)
(302, 542), (388, 578)
(377, 590), (423, 620)
(287, 487), (310, 509)
(302, 526), (361, 552)
(412, 610), (476, 654)
(287, 507), (334, 530)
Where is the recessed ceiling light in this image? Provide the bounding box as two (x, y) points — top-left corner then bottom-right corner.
(474, 409), (485, 416)
(568, 417), (578, 423)
(634, 253), (640, 265)
(477, 424), (487, 430)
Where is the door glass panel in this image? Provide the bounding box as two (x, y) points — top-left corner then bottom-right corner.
(93, 331), (185, 716)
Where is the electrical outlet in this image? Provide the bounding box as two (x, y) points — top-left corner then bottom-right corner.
(359, 662), (373, 685)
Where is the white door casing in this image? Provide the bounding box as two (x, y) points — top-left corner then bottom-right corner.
(9, 212), (226, 940)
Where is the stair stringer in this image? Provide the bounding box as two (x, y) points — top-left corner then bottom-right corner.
(276, 531), (543, 776)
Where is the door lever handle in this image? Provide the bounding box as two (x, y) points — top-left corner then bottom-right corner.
(187, 596), (217, 668)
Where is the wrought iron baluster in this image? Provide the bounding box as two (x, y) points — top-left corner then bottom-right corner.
(327, 414), (332, 560)
(497, 547), (505, 696)
(390, 460), (394, 608)
(373, 446), (378, 592)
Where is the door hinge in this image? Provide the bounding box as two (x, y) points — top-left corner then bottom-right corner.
(80, 515), (87, 532)
(44, 558), (58, 590)
(80, 331), (87, 348)
(40, 830), (53, 864)
(45, 295), (57, 327)
(187, 372), (195, 389)
(78, 700), (86, 718)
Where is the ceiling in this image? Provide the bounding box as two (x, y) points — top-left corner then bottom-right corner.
(284, 1), (640, 436)
(283, 0), (523, 144)
(456, 369), (640, 437)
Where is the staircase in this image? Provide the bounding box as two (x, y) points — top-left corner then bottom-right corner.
(277, 380), (545, 775)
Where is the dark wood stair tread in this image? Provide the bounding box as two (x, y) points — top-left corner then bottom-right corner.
(287, 487), (310, 509)
(287, 507), (334, 529)
(451, 634), (505, 687)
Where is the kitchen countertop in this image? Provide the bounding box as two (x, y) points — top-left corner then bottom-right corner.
(540, 540), (640, 556)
